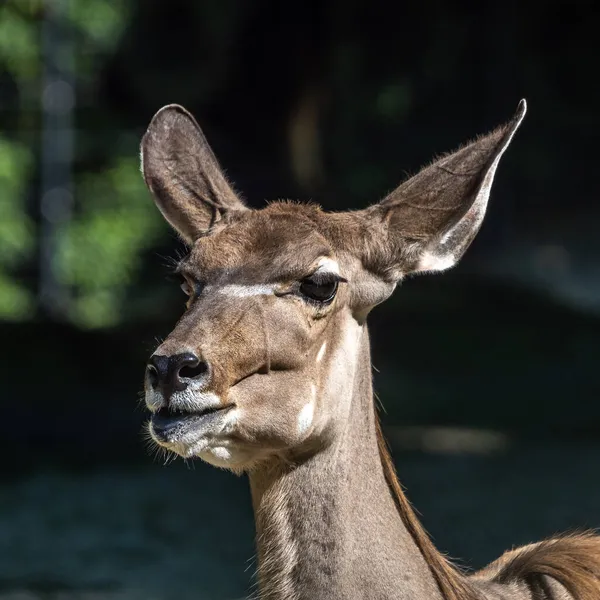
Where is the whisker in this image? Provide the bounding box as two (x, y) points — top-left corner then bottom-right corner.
(374, 389), (386, 414)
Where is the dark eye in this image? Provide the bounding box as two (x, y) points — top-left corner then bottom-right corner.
(299, 275), (339, 304)
(180, 279), (193, 296)
(177, 276), (203, 299)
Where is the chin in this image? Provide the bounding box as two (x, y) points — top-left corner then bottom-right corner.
(147, 414), (262, 471)
(197, 446), (265, 471)
(155, 439), (264, 472)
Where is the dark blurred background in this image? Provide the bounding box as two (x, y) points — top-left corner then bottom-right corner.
(1, 1), (599, 599)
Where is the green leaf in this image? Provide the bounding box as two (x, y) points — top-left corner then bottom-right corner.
(0, 271), (34, 320)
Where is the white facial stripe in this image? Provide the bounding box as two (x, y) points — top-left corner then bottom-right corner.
(215, 284), (275, 298)
(315, 257), (340, 276)
(185, 258), (341, 300)
(298, 401), (314, 436)
(316, 342), (327, 363)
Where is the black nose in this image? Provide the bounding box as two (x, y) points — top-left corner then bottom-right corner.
(147, 352), (209, 397)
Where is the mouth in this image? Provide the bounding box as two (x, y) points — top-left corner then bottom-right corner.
(150, 404), (234, 443)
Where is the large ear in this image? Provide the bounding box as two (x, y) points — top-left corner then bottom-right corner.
(365, 99), (527, 278)
(141, 104), (247, 243)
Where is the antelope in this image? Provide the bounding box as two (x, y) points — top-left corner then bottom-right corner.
(140, 99), (600, 600)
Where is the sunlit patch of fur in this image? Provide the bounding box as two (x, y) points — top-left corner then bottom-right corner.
(314, 256), (340, 275)
(416, 251), (456, 273)
(254, 471), (300, 600)
(297, 401), (314, 436)
(316, 341), (326, 363)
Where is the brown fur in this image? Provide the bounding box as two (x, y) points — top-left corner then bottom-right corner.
(376, 417), (479, 600)
(472, 532), (600, 599)
(139, 98), (600, 599)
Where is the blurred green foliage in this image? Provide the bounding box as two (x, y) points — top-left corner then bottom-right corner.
(0, 0), (596, 330)
(0, 137), (35, 319)
(0, 3), (39, 79)
(56, 157), (164, 328)
(0, 0), (39, 320)
(0, 0), (162, 327)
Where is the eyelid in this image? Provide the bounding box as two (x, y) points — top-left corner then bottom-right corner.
(306, 271), (348, 283)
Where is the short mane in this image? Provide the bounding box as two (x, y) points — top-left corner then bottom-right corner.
(376, 415), (600, 600)
(375, 417), (479, 600)
(472, 531), (600, 600)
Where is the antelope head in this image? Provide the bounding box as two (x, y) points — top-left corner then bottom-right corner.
(141, 101), (526, 471)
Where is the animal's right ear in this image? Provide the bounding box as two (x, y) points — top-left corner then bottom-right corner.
(140, 104), (247, 243)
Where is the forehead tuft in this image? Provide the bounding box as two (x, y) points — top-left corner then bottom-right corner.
(184, 201), (334, 281)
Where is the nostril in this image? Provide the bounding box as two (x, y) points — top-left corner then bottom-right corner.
(179, 360), (208, 380)
(147, 352), (208, 395)
(147, 364), (159, 389)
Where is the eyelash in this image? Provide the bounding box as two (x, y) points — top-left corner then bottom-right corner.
(297, 272), (346, 305)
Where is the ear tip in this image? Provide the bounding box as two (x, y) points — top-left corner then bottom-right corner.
(516, 98), (528, 119)
(155, 103), (192, 117)
(501, 99), (527, 138)
(145, 103), (199, 133)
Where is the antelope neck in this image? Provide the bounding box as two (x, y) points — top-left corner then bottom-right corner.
(248, 327), (443, 600)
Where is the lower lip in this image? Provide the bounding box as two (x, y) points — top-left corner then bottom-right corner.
(150, 407), (232, 441)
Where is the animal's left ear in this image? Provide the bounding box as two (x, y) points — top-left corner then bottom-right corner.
(365, 100), (527, 278)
